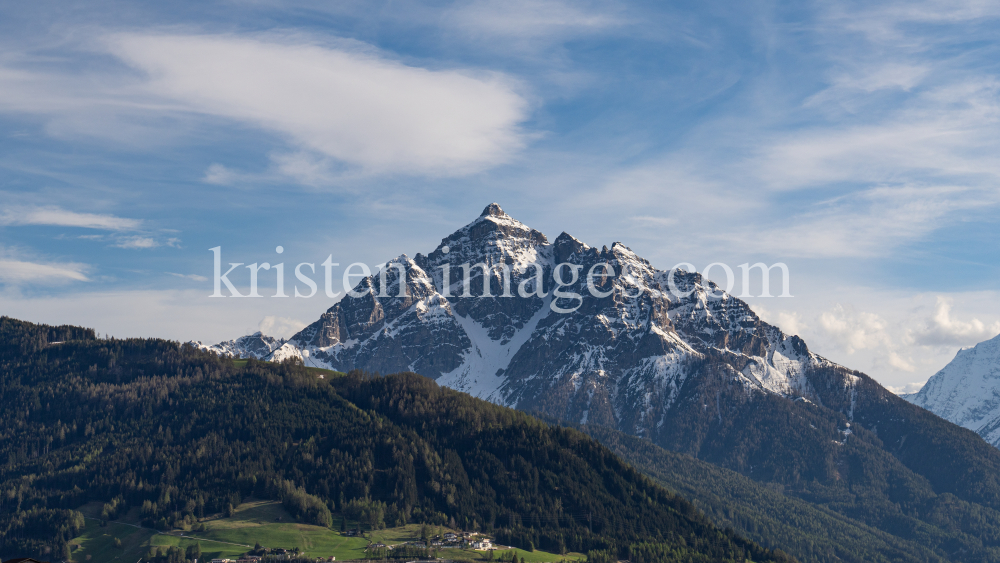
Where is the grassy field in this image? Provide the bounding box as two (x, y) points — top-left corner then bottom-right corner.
(69, 499), (583, 562)
(69, 518), (157, 562)
(70, 502), (158, 563)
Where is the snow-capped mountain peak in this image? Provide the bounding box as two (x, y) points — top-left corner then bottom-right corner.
(198, 205), (845, 438)
(905, 333), (1000, 447)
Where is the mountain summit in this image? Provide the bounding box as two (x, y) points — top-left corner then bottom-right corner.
(480, 201), (506, 217)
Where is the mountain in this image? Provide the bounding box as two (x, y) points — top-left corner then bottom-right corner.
(190, 331), (285, 359)
(263, 203), (820, 424)
(0, 316), (791, 563)
(203, 203), (1000, 561)
(905, 333), (1000, 447)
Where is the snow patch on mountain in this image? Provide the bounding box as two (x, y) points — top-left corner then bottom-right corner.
(438, 297), (552, 405)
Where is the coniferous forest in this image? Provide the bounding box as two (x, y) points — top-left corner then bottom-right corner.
(0, 317), (793, 562)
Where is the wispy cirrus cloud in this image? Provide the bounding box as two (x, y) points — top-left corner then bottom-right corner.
(113, 236), (181, 249)
(569, 0), (1000, 263)
(755, 80), (1000, 192)
(446, 0), (623, 41)
(0, 205), (177, 250)
(168, 272), (208, 282)
(0, 205), (141, 230)
(733, 185), (990, 258)
(830, 0), (1000, 43)
(0, 257), (88, 283)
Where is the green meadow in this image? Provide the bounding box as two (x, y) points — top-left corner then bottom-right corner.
(69, 499), (584, 562)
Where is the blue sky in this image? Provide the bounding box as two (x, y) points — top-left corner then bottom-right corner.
(2, 0), (1000, 390)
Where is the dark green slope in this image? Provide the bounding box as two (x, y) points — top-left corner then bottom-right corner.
(632, 353), (1000, 562)
(0, 317), (790, 563)
(808, 363), (1000, 512)
(580, 423), (948, 563)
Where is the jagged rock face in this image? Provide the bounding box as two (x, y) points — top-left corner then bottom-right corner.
(190, 332), (285, 359)
(906, 334), (1000, 447)
(254, 203), (838, 439)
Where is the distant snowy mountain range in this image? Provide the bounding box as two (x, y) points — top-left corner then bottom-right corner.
(905, 333), (1000, 448)
(190, 331), (285, 360)
(193, 203), (852, 436)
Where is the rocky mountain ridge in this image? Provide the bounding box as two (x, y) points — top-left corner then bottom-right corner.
(195, 203), (839, 436)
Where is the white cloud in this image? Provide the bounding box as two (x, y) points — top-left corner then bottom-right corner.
(739, 287), (1000, 387)
(0, 32), (531, 181)
(270, 152), (341, 188)
(819, 304), (893, 354)
(114, 236), (159, 249)
(907, 296), (1000, 347)
(885, 351), (917, 373)
(258, 315), (307, 339)
(0, 206), (141, 230)
(203, 154), (345, 188)
(816, 302), (916, 371)
(202, 163), (241, 186)
(0, 259), (88, 283)
(885, 380), (927, 395)
(102, 33), (530, 177)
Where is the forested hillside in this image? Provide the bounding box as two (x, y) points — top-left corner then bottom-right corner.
(577, 357), (1000, 563)
(579, 424), (951, 563)
(0, 317), (791, 563)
